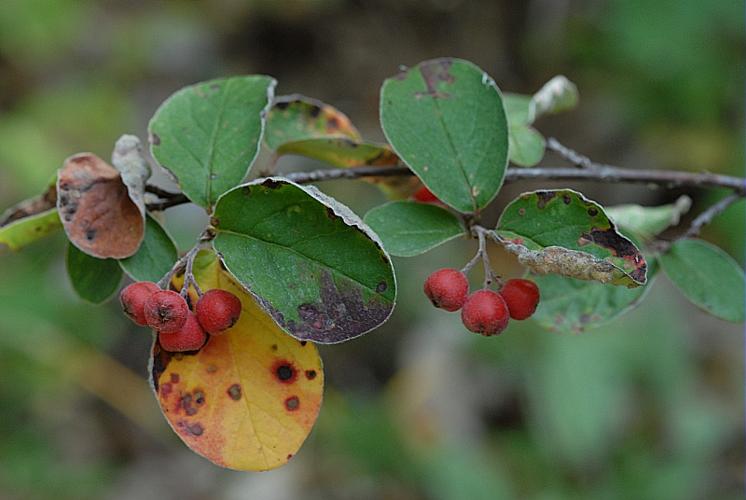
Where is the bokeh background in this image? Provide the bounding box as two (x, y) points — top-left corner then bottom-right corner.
(0, 1), (744, 499)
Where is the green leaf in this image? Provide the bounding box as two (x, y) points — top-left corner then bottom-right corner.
(264, 95), (361, 150)
(148, 76), (276, 208)
(363, 201), (463, 257)
(276, 138), (399, 167)
(605, 196), (692, 242)
(212, 178), (396, 343)
(380, 58), (509, 213)
(66, 243), (122, 304)
(119, 214), (178, 282)
(503, 93), (535, 125)
(496, 189), (647, 286)
(659, 239), (745, 322)
(508, 124), (545, 167)
(531, 261), (658, 334)
(0, 209), (61, 253)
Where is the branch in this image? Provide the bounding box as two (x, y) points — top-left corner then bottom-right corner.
(281, 164), (746, 194)
(143, 164), (746, 212)
(146, 194), (189, 211)
(546, 137), (599, 169)
(682, 193), (742, 239)
(145, 184), (181, 199)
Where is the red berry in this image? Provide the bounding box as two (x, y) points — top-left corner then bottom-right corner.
(412, 186), (440, 204)
(158, 311), (207, 352)
(120, 281), (160, 326)
(500, 279), (540, 320)
(423, 268), (469, 311)
(144, 290), (188, 334)
(196, 289), (242, 335)
(461, 290), (510, 336)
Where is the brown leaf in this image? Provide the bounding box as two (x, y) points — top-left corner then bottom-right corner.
(57, 153), (144, 258)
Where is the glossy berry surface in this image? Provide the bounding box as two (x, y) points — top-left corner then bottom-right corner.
(423, 268), (469, 311)
(196, 289), (242, 335)
(158, 311), (207, 352)
(412, 186), (440, 203)
(461, 290), (510, 336)
(144, 290), (189, 334)
(120, 281), (159, 326)
(500, 279), (540, 320)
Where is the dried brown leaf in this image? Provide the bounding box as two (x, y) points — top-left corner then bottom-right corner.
(57, 153), (144, 258)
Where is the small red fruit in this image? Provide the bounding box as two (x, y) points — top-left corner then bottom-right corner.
(120, 281), (160, 326)
(500, 279), (540, 320)
(412, 186), (440, 204)
(461, 290), (510, 336)
(158, 311), (207, 352)
(196, 289), (242, 335)
(423, 268), (469, 312)
(144, 290), (189, 334)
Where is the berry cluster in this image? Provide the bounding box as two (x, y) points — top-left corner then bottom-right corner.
(120, 282), (242, 352)
(424, 268), (540, 336)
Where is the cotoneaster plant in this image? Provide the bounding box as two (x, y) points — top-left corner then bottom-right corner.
(1, 57), (744, 471)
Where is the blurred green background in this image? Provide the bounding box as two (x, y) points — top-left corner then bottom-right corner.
(0, 1), (744, 499)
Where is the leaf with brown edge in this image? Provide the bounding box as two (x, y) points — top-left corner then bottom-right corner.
(265, 95), (409, 196)
(212, 178), (396, 344)
(149, 252), (324, 471)
(264, 94), (362, 150)
(57, 153), (145, 259)
(496, 189), (647, 287)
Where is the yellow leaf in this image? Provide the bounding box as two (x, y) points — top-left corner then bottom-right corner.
(149, 253), (324, 471)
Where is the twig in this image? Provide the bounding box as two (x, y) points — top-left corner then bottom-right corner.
(478, 230), (493, 288)
(146, 194), (190, 211)
(460, 249), (482, 275)
(546, 137), (602, 169)
(157, 241), (206, 293)
(145, 184), (181, 199)
(157, 248), (191, 290)
(462, 226), (499, 288)
(682, 193), (741, 239)
(182, 245), (204, 298)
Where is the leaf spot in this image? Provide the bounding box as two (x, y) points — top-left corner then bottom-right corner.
(227, 384), (242, 401)
(536, 191), (556, 209)
(272, 360), (298, 384)
(183, 422), (204, 437)
(418, 59), (455, 99)
(284, 396), (300, 411)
